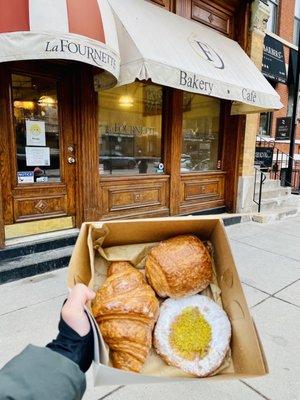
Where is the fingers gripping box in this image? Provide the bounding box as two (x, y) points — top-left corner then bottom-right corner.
(67, 216), (268, 386)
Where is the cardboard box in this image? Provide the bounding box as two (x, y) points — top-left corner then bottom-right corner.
(67, 216), (268, 386)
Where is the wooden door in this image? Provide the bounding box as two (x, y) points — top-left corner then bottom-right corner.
(0, 62), (76, 233)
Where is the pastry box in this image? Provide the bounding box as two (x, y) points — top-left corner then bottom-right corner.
(67, 216), (268, 386)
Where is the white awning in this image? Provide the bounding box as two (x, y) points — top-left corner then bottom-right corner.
(107, 0), (282, 112)
(0, 0), (120, 87)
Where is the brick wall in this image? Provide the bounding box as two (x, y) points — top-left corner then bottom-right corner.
(278, 0), (295, 41)
(260, 0), (300, 157)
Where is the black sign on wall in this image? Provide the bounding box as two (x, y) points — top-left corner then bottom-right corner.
(262, 34), (287, 83)
(275, 117), (292, 140)
(254, 147), (274, 168)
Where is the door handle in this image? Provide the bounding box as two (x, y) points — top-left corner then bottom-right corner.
(67, 156), (76, 164)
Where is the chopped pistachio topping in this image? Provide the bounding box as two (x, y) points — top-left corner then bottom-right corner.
(170, 306), (212, 360)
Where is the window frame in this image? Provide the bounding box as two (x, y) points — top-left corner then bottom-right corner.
(266, 0), (279, 34)
(294, 16), (300, 45)
(10, 69), (64, 187)
(259, 112), (273, 136)
(98, 81), (164, 177)
(180, 92), (222, 173)
(98, 82), (225, 179)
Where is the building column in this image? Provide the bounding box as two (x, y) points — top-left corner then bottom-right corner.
(236, 0), (270, 212)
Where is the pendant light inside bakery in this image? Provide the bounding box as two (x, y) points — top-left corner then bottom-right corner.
(119, 85), (133, 108)
(14, 100), (35, 110)
(38, 95), (57, 107)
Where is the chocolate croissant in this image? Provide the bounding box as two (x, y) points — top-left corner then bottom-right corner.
(145, 235), (213, 298)
(92, 261), (159, 373)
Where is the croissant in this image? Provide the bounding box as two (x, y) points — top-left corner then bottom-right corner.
(145, 235), (212, 298)
(92, 261), (159, 373)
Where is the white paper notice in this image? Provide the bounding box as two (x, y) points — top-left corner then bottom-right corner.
(26, 120), (46, 146)
(25, 146), (50, 166)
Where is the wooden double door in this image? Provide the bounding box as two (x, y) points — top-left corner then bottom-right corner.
(0, 62), (77, 236)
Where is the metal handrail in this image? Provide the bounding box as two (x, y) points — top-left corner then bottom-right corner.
(256, 135), (300, 192)
(256, 135), (275, 148)
(253, 166), (267, 213)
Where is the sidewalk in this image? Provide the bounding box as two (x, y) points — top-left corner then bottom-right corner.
(0, 217), (299, 400)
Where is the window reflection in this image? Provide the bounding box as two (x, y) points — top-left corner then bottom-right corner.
(181, 93), (220, 172)
(98, 82), (162, 175)
(12, 74), (60, 183)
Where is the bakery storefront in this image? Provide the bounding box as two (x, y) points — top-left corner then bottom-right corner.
(0, 0), (281, 247)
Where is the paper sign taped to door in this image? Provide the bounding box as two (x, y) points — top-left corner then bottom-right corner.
(25, 146), (50, 166)
(26, 120), (46, 146)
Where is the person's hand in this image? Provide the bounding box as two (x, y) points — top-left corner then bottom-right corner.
(47, 284), (96, 372)
(61, 284), (95, 337)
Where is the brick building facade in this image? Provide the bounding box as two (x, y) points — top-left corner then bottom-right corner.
(259, 0), (300, 156)
(236, 0), (300, 213)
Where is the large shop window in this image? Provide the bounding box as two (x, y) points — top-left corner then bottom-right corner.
(98, 82), (162, 175)
(12, 74), (60, 184)
(181, 93), (220, 172)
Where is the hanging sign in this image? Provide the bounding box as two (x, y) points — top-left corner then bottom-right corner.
(275, 117), (292, 140)
(262, 35), (287, 83)
(254, 147), (274, 168)
(25, 146), (50, 166)
(26, 120), (46, 146)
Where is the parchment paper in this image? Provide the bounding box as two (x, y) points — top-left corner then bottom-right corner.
(90, 225), (234, 378)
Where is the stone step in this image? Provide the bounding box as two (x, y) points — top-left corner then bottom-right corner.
(252, 207), (299, 223)
(0, 245), (74, 285)
(0, 229), (78, 262)
(255, 179), (282, 191)
(259, 186), (291, 199)
(259, 195), (300, 211)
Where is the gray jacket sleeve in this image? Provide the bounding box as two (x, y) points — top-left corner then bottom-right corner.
(0, 344), (86, 400)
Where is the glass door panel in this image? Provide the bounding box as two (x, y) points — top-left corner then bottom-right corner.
(12, 74), (61, 184)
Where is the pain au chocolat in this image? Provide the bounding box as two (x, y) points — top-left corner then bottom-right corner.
(145, 235), (213, 298)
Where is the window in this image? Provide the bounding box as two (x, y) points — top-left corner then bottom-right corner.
(98, 82), (162, 175)
(12, 74), (60, 184)
(259, 112), (273, 136)
(287, 84), (295, 117)
(181, 93), (220, 172)
(294, 0), (300, 45)
(267, 0), (279, 34)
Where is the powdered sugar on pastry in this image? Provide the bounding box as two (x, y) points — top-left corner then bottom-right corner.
(154, 295), (231, 377)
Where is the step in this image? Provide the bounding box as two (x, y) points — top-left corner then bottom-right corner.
(0, 229), (78, 262)
(260, 186), (291, 200)
(252, 207), (299, 223)
(0, 245), (74, 285)
(255, 179), (281, 191)
(259, 195), (300, 212)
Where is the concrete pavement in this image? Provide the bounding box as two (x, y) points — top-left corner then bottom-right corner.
(0, 217), (300, 400)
